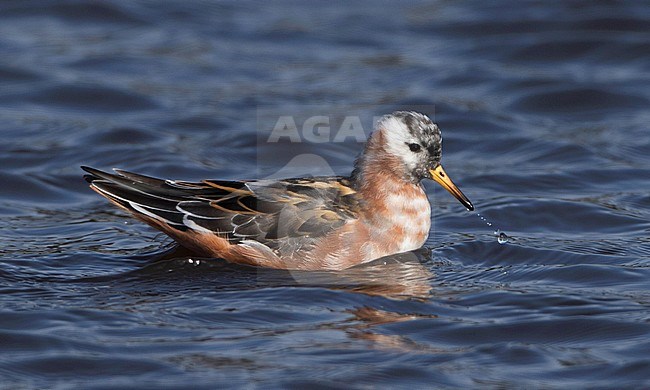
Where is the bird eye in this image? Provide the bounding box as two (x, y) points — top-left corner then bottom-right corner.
(407, 143), (422, 152)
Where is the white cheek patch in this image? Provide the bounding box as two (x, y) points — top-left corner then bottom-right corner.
(380, 116), (420, 170)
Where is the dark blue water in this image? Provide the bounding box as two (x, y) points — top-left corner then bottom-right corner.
(1, 1), (649, 388)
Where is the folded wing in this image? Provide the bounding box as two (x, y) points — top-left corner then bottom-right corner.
(81, 166), (361, 257)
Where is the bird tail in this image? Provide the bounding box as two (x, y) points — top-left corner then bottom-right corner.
(81, 166), (189, 231)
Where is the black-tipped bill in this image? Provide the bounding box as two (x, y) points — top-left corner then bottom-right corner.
(429, 165), (474, 211)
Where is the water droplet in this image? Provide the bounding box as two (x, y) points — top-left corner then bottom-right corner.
(475, 212), (508, 244)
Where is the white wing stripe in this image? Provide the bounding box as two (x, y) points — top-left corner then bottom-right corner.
(182, 214), (214, 234)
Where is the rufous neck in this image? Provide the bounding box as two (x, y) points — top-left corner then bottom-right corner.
(351, 130), (418, 199)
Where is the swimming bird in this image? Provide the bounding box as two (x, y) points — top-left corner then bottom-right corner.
(82, 111), (473, 270)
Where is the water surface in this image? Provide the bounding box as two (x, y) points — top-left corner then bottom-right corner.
(1, 1), (649, 388)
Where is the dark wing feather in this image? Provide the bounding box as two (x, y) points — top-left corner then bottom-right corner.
(82, 167), (360, 254)
(230, 178), (360, 241)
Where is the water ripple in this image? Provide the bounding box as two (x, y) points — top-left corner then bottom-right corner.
(0, 0), (649, 388)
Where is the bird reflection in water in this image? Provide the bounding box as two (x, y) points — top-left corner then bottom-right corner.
(150, 244), (436, 301)
(114, 244), (442, 352)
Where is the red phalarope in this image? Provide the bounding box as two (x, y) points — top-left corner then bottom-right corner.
(83, 111), (473, 270)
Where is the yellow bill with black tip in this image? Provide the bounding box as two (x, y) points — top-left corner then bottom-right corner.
(429, 165), (474, 211)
